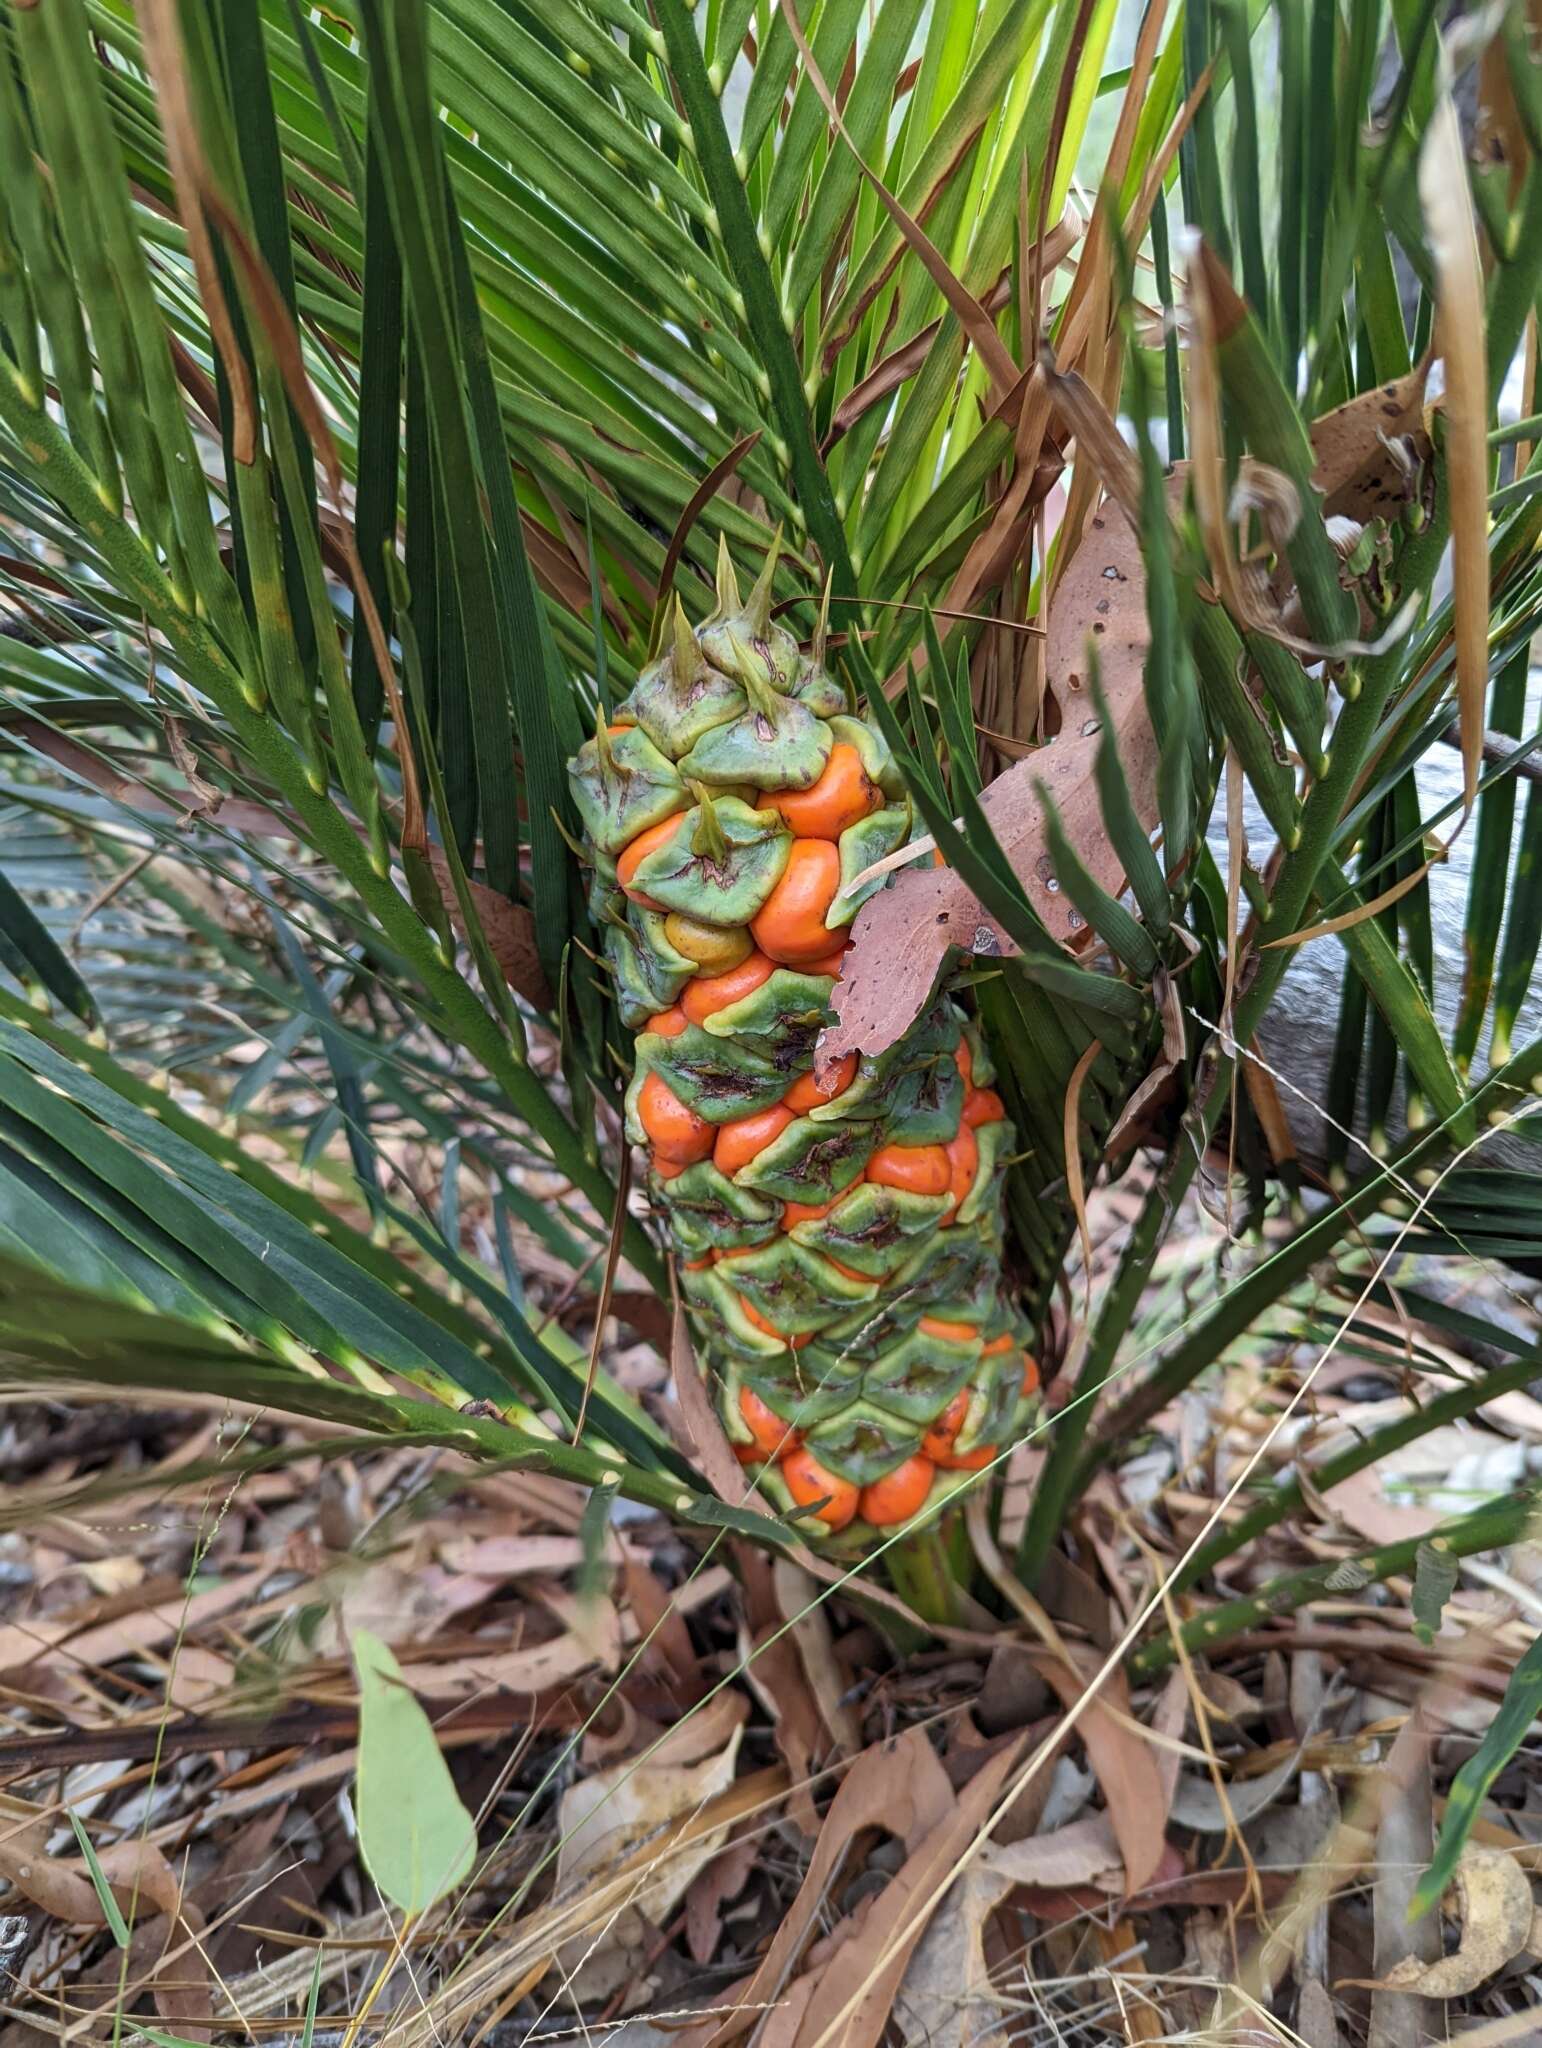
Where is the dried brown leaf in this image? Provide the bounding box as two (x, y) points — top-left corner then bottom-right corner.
(684, 1825), (759, 1967)
(686, 1727), (954, 2048)
(0, 1819), (212, 2039)
(1370, 1713), (1441, 2048)
(822, 503), (1156, 1060)
(1310, 361), (1432, 524)
(670, 1297), (756, 1507)
(773, 1556), (862, 1755)
(826, 218), (1081, 447)
(780, 2), (1019, 401)
(4, 716), (283, 839)
(549, 1699), (746, 2001)
(402, 1625), (620, 1698)
(898, 1806), (1134, 2048)
(1026, 1651), (1168, 1892)
(426, 848), (553, 1010)
(136, 0), (254, 464)
(796, 1736), (1027, 2048)
(1263, 853), (1443, 949)
(0, 1565), (271, 1677)
(1420, 73), (1489, 812)
(650, 432), (765, 650)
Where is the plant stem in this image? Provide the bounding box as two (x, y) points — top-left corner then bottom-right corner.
(886, 1525), (964, 1630)
(1129, 1486), (1542, 1678)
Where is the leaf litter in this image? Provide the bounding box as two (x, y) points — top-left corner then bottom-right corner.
(8, 1141), (1542, 2048)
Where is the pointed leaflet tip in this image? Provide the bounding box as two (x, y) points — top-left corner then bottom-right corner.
(743, 525), (783, 637)
(672, 594), (706, 680)
(687, 778), (728, 863)
(714, 533), (741, 619)
(812, 570), (833, 672)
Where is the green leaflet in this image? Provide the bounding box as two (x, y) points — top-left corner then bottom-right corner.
(1412, 1630), (1542, 1917)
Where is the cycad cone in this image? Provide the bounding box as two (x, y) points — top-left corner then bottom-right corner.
(569, 542), (1038, 1541)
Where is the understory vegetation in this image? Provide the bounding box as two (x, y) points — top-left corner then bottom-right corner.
(5, 0), (1542, 2039)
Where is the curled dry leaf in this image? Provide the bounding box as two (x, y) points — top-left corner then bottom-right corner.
(794, 1736), (1028, 2048)
(1168, 1743), (1307, 1834)
(1309, 359), (1432, 525)
(822, 504), (1156, 1062)
(670, 1299), (758, 1506)
(1367, 1846), (1535, 1998)
(549, 1691), (748, 2002)
(897, 1811), (1129, 2048)
(685, 1725), (955, 2048)
(773, 1555), (862, 1755)
(684, 1825), (759, 1967)
(1025, 1648), (1169, 1892)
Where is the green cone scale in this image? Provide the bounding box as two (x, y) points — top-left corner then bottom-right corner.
(569, 543), (1039, 1538)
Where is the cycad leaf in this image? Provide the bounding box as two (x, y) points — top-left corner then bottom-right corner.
(0, 860), (97, 1023)
(1037, 785), (1159, 976)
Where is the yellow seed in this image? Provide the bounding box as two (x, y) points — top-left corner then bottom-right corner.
(664, 911), (752, 972)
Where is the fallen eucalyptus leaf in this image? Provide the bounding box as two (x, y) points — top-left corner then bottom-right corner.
(823, 505), (1156, 1060)
(353, 1628), (477, 1914)
(1309, 360), (1432, 524)
(549, 1697), (746, 2002)
(1169, 1745), (1306, 1834)
(428, 848), (554, 1011)
(898, 1815), (1126, 2048)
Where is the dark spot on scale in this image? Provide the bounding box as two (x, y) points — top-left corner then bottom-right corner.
(1093, 621), (1105, 634)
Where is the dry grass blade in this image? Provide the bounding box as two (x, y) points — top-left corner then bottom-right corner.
(139, 21), (426, 846)
(826, 216), (1082, 447)
(1183, 234), (1248, 618)
(572, 1145), (633, 1445)
(1043, 352), (1144, 519)
(1420, 66), (1489, 814)
(1262, 854), (1444, 948)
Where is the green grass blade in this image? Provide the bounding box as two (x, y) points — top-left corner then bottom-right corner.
(67, 1813), (130, 1947)
(1410, 1631), (1542, 1917)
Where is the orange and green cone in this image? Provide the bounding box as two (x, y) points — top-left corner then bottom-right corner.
(570, 542), (1038, 1541)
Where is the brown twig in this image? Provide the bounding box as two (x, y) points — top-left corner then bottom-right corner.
(1438, 720), (1542, 784)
